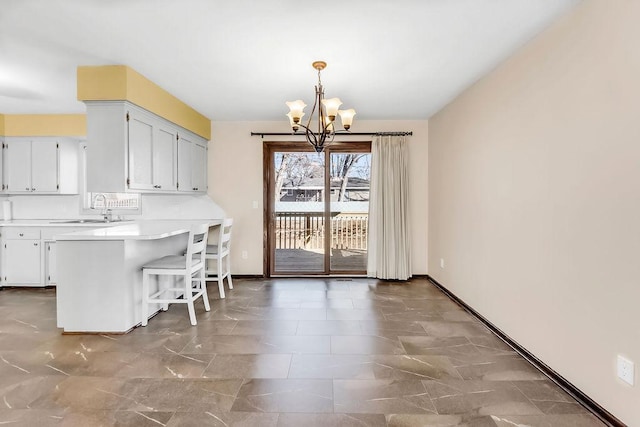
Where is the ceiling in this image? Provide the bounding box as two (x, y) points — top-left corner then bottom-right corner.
(0, 0), (579, 122)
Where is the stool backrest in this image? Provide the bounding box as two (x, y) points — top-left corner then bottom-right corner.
(186, 223), (210, 265)
(218, 218), (233, 253)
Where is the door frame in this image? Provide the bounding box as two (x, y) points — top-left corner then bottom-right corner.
(263, 140), (371, 277)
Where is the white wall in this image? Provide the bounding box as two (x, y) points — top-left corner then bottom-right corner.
(428, 1), (640, 424)
(139, 194), (224, 220)
(209, 120), (428, 275)
(2, 195), (83, 220)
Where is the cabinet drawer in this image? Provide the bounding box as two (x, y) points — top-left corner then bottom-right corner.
(3, 228), (41, 239)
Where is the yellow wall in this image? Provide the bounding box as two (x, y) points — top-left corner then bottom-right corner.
(77, 65), (210, 139)
(428, 1), (639, 424)
(0, 114), (86, 136)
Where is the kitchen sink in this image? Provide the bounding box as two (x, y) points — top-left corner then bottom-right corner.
(49, 219), (127, 224)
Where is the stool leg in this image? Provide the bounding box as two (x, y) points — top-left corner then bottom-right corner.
(200, 265), (210, 312)
(226, 254), (233, 289)
(142, 270), (149, 326)
(161, 276), (169, 311)
(217, 256), (225, 299)
(185, 272), (197, 325)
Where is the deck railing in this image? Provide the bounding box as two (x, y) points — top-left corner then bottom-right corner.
(275, 212), (368, 250)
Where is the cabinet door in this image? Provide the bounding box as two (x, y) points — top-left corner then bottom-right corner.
(46, 242), (57, 284)
(191, 142), (207, 192)
(128, 115), (154, 190)
(153, 126), (177, 190)
(177, 137), (193, 192)
(5, 141), (31, 193)
(4, 240), (41, 285)
(0, 137), (4, 192)
(31, 140), (59, 192)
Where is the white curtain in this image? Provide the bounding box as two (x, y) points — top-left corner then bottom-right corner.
(367, 135), (412, 280)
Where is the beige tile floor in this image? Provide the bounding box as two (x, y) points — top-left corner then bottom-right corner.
(0, 278), (605, 426)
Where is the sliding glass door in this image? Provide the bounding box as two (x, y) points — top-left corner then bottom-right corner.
(273, 150), (325, 273)
(265, 142), (371, 276)
(329, 151), (370, 272)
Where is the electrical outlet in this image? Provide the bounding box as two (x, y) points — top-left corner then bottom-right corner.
(617, 355), (635, 386)
(440, 258), (445, 269)
(241, 250), (248, 259)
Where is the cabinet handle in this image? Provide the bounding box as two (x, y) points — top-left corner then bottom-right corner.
(19, 233), (24, 237)
(25, 187), (30, 191)
(32, 188), (36, 191)
(34, 243), (38, 246)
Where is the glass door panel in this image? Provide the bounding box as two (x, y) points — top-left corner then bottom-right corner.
(273, 151), (325, 273)
(329, 152), (371, 272)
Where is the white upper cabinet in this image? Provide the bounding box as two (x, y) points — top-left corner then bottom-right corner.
(32, 140), (59, 192)
(177, 134), (207, 192)
(3, 138), (79, 194)
(127, 113), (154, 190)
(192, 141), (207, 191)
(6, 140), (32, 192)
(0, 137), (3, 191)
(153, 125), (178, 191)
(86, 101), (205, 193)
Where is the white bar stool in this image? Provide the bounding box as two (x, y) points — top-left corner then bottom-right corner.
(141, 223), (210, 326)
(206, 218), (234, 299)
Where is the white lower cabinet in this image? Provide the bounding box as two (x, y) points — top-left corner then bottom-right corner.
(1, 226), (85, 287)
(45, 242), (57, 285)
(4, 239), (41, 285)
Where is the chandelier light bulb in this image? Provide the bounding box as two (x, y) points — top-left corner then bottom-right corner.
(286, 112), (302, 131)
(323, 116), (334, 133)
(321, 97), (342, 120)
(285, 100), (307, 122)
(338, 108), (356, 130)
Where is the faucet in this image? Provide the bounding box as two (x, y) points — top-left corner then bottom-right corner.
(92, 193), (111, 221)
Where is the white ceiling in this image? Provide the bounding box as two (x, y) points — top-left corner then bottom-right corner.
(0, 0), (579, 121)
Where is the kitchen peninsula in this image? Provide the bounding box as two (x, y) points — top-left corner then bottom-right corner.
(56, 220), (221, 333)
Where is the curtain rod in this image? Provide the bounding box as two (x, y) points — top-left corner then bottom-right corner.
(250, 131), (412, 138)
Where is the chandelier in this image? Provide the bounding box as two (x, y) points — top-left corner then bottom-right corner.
(286, 61), (356, 153)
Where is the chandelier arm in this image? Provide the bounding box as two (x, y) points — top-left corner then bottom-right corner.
(304, 82), (320, 133)
(295, 122), (319, 146)
(324, 128), (336, 150)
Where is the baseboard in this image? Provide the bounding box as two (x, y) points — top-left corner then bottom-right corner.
(232, 274), (265, 279)
(426, 275), (626, 427)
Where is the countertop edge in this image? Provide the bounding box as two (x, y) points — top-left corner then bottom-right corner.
(54, 219), (221, 241)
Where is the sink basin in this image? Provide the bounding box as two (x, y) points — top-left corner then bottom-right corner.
(50, 219), (125, 224)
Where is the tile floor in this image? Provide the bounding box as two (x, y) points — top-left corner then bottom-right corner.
(0, 277), (605, 426)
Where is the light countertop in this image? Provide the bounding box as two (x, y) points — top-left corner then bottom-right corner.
(55, 219), (221, 241)
(0, 219), (132, 227)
